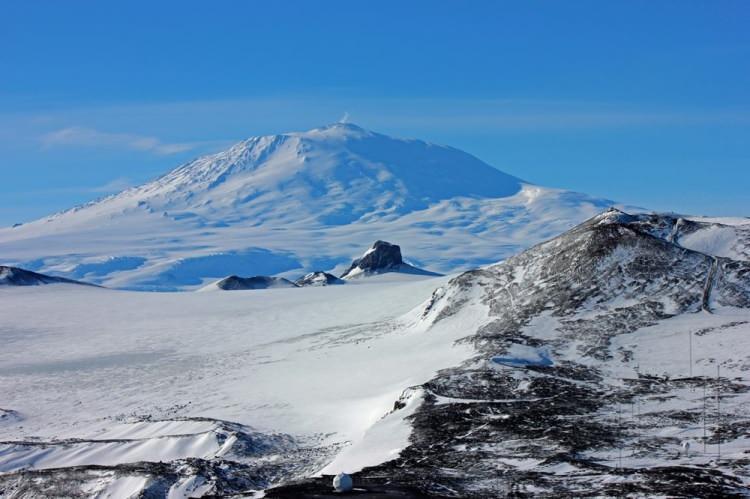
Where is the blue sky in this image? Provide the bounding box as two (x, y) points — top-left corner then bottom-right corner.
(1, 1), (748, 225)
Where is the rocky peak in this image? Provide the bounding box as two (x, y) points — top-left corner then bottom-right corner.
(340, 241), (403, 279)
(340, 241), (441, 279)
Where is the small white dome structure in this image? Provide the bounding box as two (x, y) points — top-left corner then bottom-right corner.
(333, 472), (353, 492)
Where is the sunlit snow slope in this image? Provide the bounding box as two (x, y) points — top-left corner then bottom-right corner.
(0, 123), (619, 290)
(0, 273), (470, 497)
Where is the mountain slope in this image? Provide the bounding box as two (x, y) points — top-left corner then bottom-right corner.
(0, 123), (621, 290)
(281, 209), (749, 497)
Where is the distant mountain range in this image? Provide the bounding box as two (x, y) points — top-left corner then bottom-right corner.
(0, 123), (624, 290)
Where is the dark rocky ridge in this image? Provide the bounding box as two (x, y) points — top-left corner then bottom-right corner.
(213, 275), (299, 291)
(0, 266), (95, 287)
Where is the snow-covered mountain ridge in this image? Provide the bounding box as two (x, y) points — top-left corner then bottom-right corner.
(0, 123), (623, 290)
(297, 208), (749, 496)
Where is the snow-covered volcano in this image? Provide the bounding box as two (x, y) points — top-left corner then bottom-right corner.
(0, 123), (616, 290)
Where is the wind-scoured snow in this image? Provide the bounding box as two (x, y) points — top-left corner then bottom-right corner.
(0, 273), (476, 496)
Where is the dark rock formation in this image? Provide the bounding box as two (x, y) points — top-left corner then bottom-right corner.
(0, 266), (95, 287)
(213, 275), (299, 291)
(340, 241), (441, 279)
(295, 272), (345, 287)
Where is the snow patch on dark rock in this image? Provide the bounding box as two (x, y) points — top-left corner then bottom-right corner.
(295, 272), (345, 287)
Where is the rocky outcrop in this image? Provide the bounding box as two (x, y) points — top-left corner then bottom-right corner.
(340, 241), (440, 279)
(212, 275), (299, 291)
(0, 266), (94, 287)
(294, 272), (345, 287)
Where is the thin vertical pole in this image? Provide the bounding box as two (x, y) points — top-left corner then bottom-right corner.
(636, 392), (641, 453)
(618, 403), (623, 470)
(717, 365), (721, 462)
(703, 378), (707, 454)
(636, 396), (640, 451)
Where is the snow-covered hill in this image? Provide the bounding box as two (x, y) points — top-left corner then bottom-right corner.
(1, 209), (748, 497)
(0, 123), (622, 290)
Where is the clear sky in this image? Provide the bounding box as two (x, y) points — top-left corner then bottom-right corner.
(1, 1), (748, 226)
